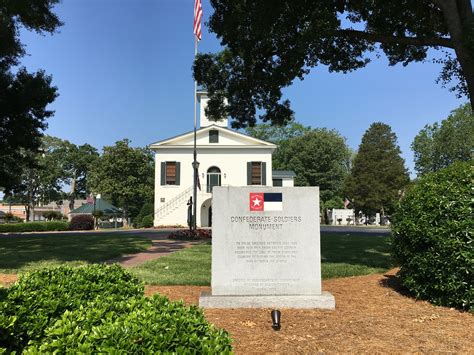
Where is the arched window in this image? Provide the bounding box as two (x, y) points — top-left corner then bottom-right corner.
(206, 166), (221, 193)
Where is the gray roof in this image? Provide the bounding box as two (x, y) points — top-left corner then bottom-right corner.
(272, 170), (296, 178)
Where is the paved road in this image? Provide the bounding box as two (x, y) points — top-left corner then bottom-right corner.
(321, 225), (391, 235)
(0, 225), (390, 238)
(0, 228), (174, 238)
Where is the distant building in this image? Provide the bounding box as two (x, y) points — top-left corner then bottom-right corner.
(331, 209), (356, 226)
(69, 198), (122, 218)
(151, 91), (296, 227)
(0, 199), (87, 222)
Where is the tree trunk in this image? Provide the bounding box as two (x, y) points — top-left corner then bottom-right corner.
(439, 0), (474, 107)
(123, 203), (129, 227)
(69, 171), (76, 212)
(454, 46), (474, 108)
(25, 205), (30, 222)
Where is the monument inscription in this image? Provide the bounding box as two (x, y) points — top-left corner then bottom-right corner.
(199, 186), (335, 309)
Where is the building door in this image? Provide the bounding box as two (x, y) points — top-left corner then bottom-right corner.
(206, 166), (221, 193)
(208, 206), (212, 227)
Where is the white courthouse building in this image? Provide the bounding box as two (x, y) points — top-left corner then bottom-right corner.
(150, 91), (295, 227)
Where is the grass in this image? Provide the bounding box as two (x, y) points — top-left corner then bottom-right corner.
(0, 233), (151, 274)
(131, 233), (394, 285)
(131, 243), (212, 285)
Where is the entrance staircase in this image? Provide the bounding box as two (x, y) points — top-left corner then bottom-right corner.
(154, 186), (193, 224)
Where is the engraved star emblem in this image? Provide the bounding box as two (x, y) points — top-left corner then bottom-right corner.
(252, 197), (262, 206)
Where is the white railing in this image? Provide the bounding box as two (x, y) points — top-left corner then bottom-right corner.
(154, 186), (194, 223)
(154, 184), (230, 224)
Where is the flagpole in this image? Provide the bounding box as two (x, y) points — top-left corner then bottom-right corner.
(192, 37), (198, 233)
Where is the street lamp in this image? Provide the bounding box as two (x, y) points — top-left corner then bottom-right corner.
(192, 160), (200, 233)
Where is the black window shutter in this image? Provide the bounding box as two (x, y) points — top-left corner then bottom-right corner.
(160, 162), (166, 185)
(262, 162), (267, 185)
(247, 162), (252, 185)
(175, 162), (181, 185)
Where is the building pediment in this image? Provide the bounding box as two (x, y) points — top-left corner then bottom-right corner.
(150, 125), (276, 149)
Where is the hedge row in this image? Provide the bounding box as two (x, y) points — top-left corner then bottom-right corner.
(0, 265), (232, 353)
(0, 221), (69, 233)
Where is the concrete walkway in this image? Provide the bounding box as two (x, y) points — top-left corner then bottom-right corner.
(107, 233), (206, 267)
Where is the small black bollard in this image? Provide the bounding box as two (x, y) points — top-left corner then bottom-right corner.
(271, 309), (281, 331)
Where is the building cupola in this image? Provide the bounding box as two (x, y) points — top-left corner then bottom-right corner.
(197, 90), (228, 128)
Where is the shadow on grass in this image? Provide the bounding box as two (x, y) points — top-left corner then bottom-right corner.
(0, 234), (151, 273)
(321, 233), (394, 269)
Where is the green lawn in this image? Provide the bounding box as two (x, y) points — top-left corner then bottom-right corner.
(131, 233), (394, 285)
(0, 234), (151, 274)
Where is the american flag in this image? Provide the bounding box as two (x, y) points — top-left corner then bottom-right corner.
(193, 0), (202, 41)
(344, 197), (351, 209)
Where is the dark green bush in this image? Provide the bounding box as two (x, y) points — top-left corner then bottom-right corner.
(42, 210), (65, 221)
(0, 264), (232, 353)
(392, 161), (473, 311)
(139, 214), (154, 228)
(134, 202), (154, 228)
(69, 214), (94, 230)
(0, 264), (143, 351)
(26, 295), (232, 353)
(0, 221), (69, 233)
(4, 212), (23, 223)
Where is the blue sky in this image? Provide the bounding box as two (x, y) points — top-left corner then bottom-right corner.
(19, 0), (465, 176)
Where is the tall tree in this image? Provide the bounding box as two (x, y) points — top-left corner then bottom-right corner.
(0, 0), (62, 191)
(41, 136), (99, 210)
(194, 1), (474, 128)
(88, 139), (154, 224)
(344, 122), (409, 216)
(412, 103), (473, 175)
(6, 148), (63, 221)
(274, 129), (351, 201)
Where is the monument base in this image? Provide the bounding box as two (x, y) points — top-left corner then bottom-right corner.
(199, 291), (335, 309)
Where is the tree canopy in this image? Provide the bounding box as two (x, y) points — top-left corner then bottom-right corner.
(344, 122), (409, 216)
(88, 139), (154, 223)
(4, 136), (98, 220)
(41, 136), (99, 209)
(0, 0), (62, 191)
(194, 1), (474, 128)
(245, 119), (311, 143)
(246, 124), (351, 202)
(411, 103), (473, 176)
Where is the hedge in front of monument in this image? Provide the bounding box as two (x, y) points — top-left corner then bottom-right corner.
(391, 161), (473, 311)
(0, 264), (144, 351)
(0, 264), (232, 353)
(0, 221), (69, 233)
(26, 295), (232, 353)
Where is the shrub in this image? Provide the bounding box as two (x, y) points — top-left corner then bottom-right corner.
(0, 264), (232, 353)
(4, 212), (23, 223)
(168, 228), (212, 239)
(26, 295), (232, 353)
(0, 221), (69, 233)
(139, 214), (154, 228)
(391, 161), (473, 311)
(69, 214), (94, 230)
(0, 264), (144, 351)
(42, 210), (65, 221)
(134, 202), (154, 227)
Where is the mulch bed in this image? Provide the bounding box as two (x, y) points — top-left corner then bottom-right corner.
(0, 273), (17, 287)
(2, 271), (472, 353)
(146, 269), (474, 353)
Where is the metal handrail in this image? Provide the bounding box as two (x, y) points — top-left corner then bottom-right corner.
(153, 183), (228, 223)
